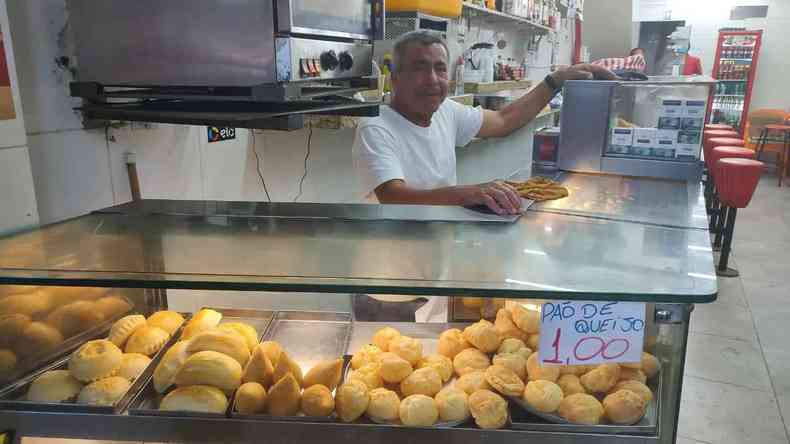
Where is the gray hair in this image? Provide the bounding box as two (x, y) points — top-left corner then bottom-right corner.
(392, 30), (449, 73)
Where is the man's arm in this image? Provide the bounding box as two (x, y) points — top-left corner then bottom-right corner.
(477, 64), (617, 139)
(375, 179), (523, 215)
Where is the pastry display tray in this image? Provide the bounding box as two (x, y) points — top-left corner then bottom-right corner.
(347, 322), (469, 356)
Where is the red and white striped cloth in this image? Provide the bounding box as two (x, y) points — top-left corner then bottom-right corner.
(592, 54), (646, 73)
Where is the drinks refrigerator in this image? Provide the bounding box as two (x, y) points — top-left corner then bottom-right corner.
(707, 29), (763, 133)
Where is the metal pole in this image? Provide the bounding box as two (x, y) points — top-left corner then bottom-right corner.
(717, 207), (739, 277)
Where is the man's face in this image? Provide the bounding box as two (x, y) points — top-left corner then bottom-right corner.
(391, 43), (449, 115)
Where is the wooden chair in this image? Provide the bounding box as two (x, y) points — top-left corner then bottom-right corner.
(744, 109), (790, 185)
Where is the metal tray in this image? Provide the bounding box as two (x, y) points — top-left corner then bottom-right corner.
(348, 322), (469, 356)
(0, 311), (186, 414)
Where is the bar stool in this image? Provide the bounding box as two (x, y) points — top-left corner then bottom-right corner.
(706, 123), (736, 132)
(703, 137), (746, 214)
(713, 158), (764, 277)
(755, 123), (790, 186)
(704, 129), (740, 144)
(709, 146), (756, 248)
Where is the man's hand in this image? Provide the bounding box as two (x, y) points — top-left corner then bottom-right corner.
(457, 181), (523, 215)
(550, 63), (619, 88)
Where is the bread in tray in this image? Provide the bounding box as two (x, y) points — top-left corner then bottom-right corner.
(68, 339), (123, 383)
(146, 311), (185, 337)
(602, 389), (647, 425)
(175, 350), (242, 392)
(180, 309), (222, 341)
(108, 315), (146, 348)
(366, 387), (400, 422)
(336, 379), (369, 422)
(303, 358), (343, 391)
(217, 322), (258, 353)
(26, 369), (83, 403)
(266, 373), (302, 416)
(160, 385), (228, 414)
(399, 394), (438, 427)
(301, 384), (334, 417)
(235, 381), (268, 414)
(153, 340), (191, 394)
(117, 353), (152, 381)
(186, 330), (250, 367)
(16, 322), (64, 358)
(435, 387), (470, 422)
(468, 389), (508, 429)
(93, 295), (133, 320)
(77, 376), (131, 406)
(125, 326), (169, 357)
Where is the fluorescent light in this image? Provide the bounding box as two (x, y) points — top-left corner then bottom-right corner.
(688, 245), (712, 252)
(506, 278), (575, 292)
(688, 272), (716, 280)
(544, 225), (553, 233)
(523, 249), (548, 256)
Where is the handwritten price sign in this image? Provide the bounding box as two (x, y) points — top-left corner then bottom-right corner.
(538, 301), (646, 366)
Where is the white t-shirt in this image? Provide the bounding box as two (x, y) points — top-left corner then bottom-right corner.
(352, 99), (484, 199)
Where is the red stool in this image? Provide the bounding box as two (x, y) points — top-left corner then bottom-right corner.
(702, 137), (746, 215)
(704, 129), (740, 144)
(706, 123), (735, 132)
(713, 158), (765, 277)
(709, 147), (756, 246)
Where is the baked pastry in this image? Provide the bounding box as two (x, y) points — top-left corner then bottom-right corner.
(235, 382), (267, 414)
(160, 385), (228, 413)
(494, 309), (529, 342)
(303, 358), (343, 391)
(77, 376), (131, 406)
(497, 338), (528, 355)
(399, 394), (438, 427)
(46, 301), (104, 338)
(187, 330), (250, 367)
(524, 380), (564, 413)
(558, 393), (604, 425)
(389, 335), (423, 366)
(266, 373), (301, 416)
(117, 353), (151, 381)
(27, 369), (83, 402)
(180, 308), (222, 340)
(378, 352), (413, 384)
(580, 364), (620, 393)
(468, 390), (508, 429)
(108, 314), (146, 348)
(435, 387), (470, 422)
(259, 341), (284, 367)
(271, 351), (303, 387)
(69, 339), (123, 382)
(146, 311), (185, 336)
(372, 327), (401, 352)
(217, 322), (258, 352)
(557, 374), (587, 396)
(335, 379), (370, 422)
(463, 319), (502, 353)
(301, 384), (334, 417)
(417, 354), (453, 383)
(526, 352), (559, 382)
(455, 370), (491, 395)
(348, 362), (383, 390)
(560, 365), (590, 376)
(0, 313), (31, 348)
(400, 366), (442, 397)
(0, 285), (38, 297)
(125, 326), (169, 357)
(16, 321), (64, 358)
(485, 364), (524, 397)
(492, 353), (527, 381)
(641, 352), (660, 378)
(93, 295), (132, 320)
(603, 389), (647, 424)
(351, 344), (383, 370)
(527, 334), (540, 351)
(612, 380), (653, 403)
(175, 350), (243, 391)
(44, 286), (108, 305)
(153, 340), (190, 393)
(366, 387), (400, 422)
(619, 367), (647, 384)
(480, 298), (506, 320)
(437, 328), (471, 359)
(510, 304), (541, 334)
(242, 343), (275, 387)
(453, 348), (490, 376)
(0, 349), (16, 372)
(0, 291), (52, 318)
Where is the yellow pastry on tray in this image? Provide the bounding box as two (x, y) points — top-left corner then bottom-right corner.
(348, 362), (383, 390)
(437, 328), (471, 359)
(485, 364), (525, 397)
(389, 336), (423, 367)
(453, 348), (490, 376)
(242, 344), (275, 387)
(16, 321), (64, 358)
(77, 376), (131, 406)
(603, 389), (647, 425)
(108, 314), (146, 348)
(0, 291), (52, 318)
(153, 340), (191, 393)
(557, 374), (587, 396)
(146, 310), (185, 336)
(497, 338), (528, 355)
(271, 351), (303, 387)
(175, 350), (242, 391)
(366, 387), (400, 422)
(0, 285), (38, 297)
(493, 352), (527, 381)
(400, 367), (442, 397)
(580, 363), (620, 393)
(187, 330), (250, 367)
(160, 385), (228, 414)
(125, 326), (169, 357)
(558, 393), (604, 425)
(117, 353), (151, 381)
(259, 341), (284, 366)
(217, 322), (258, 352)
(469, 389), (508, 429)
(455, 370), (491, 395)
(641, 352), (660, 378)
(301, 384), (334, 417)
(527, 334), (540, 352)
(27, 369), (84, 403)
(611, 380), (653, 403)
(399, 394), (438, 427)
(526, 352), (559, 383)
(510, 304), (541, 334)
(235, 382), (268, 415)
(463, 319), (502, 353)
(435, 387), (470, 422)
(351, 344), (383, 370)
(494, 309), (529, 343)
(45, 301), (104, 338)
(180, 309), (222, 340)
(336, 379), (370, 422)
(417, 354), (453, 383)
(0, 313), (31, 348)
(619, 367), (647, 384)
(378, 352), (413, 384)
(372, 327), (401, 352)
(524, 380), (564, 413)
(93, 295), (132, 320)
(69, 339), (123, 383)
(0, 349), (16, 372)
(303, 358), (343, 391)
(560, 365), (590, 376)
(266, 373), (302, 416)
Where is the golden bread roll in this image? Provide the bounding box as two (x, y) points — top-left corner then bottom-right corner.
(77, 376), (131, 406)
(455, 370), (491, 395)
(603, 389), (647, 424)
(242, 344), (275, 387)
(417, 354), (453, 383)
(43, 286), (107, 305)
(435, 387), (470, 422)
(235, 382), (267, 414)
(146, 311), (185, 336)
(301, 384), (334, 417)
(558, 393), (604, 425)
(366, 387), (400, 421)
(217, 322), (258, 352)
(560, 365), (590, 376)
(580, 364), (620, 393)
(526, 352), (559, 383)
(510, 304), (540, 334)
(125, 326), (169, 357)
(45, 301), (104, 338)
(16, 321), (64, 358)
(468, 389), (508, 429)
(524, 380), (564, 412)
(399, 394), (438, 427)
(485, 364), (525, 397)
(266, 373), (301, 416)
(94, 295), (132, 320)
(0, 285), (38, 297)
(69, 339), (123, 382)
(612, 380), (653, 403)
(0, 313), (31, 348)
(641, 352), (659, 378)
(271, 351), (303, 387)
(351, 344), (383, 370)
(117, 353), (152, 381)
(619, 367), (647, 384)
(372, 327), (401, 352)
(335, 379), (370, 422)
(463, 320), (502, 353)
(27, 369), (83, 402)
(437, 328), (471, 359)
(259, 341), (284, 367)
(378, 352), (413, 384)
(303, 358), (343, 391)
(175, 350), (242, 391)
(108, 314), (146, 348)
(620, 360), (641, 370)
(348, 362), (383, 390)
(180, 309), (222, 340)
(453, 348), (490, 376)
(494, 309), (529, 342)
(461, 297), (484, 308)
(153, 340), (190, 393)
(497, 337), (528, 355)
(400, 367), (442, 397)
(388, 336), (423, 366)
(0, 291), (52, 318)
(0, 349), (16, 372)
(493, 353), (527, 381)
(557, 374), (587, 396)
(187, 330), (250, 367)
(527, 334), (540, 351)
(160, 385), (228, 414)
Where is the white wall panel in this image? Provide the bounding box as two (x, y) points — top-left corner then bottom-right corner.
(0, 146), (38, 234)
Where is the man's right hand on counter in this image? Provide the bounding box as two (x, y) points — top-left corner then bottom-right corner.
(456, 181), (523, 215)
(375, 179), (523, 216)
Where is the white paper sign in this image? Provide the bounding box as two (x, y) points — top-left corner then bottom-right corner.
(538, 301), (646, 366)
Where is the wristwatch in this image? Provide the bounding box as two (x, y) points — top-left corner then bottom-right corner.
(544, 74), (562, 94)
